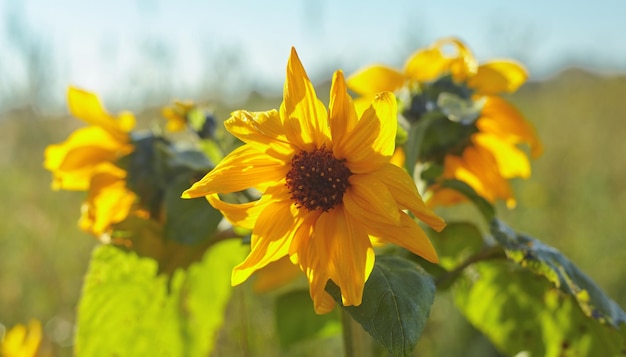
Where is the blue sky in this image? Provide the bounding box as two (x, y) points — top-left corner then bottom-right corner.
(2, 0), (626, 108)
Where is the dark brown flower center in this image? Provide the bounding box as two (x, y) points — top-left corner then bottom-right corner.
(286, 146), (352, 212)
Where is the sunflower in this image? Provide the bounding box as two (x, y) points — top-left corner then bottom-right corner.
(44, 87), (137, 237)
(0, 320), (43, 357)
(183, 48), (445, 314)
(347, 37), (542, 208)
(161, 99), (195, 132)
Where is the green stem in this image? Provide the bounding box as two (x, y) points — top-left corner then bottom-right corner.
(341, 309), (373, 357)
(435, 245), (506, 289)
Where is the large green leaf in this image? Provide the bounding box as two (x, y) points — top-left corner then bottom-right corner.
(326, 255), (436, 357)
(491, 219), (626, 328)
(75, 240), (247, 356)
(163, 173), (223, 245)
(275, 290), (341, 348)
(428, 222), (485, 270)
(455, 260), (626, 356)
(424, 221), (498, 290)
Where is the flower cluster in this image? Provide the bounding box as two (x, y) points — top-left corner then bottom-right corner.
(44, 89), (217, 252)
(46, 39), (542, 314)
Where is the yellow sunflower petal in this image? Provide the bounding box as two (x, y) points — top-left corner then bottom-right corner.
(434, 37), (478, 81)
(329, 70), (359, 147)
(346, 64), (405, 96)
(44, 126), (132, 171)
(225, 109), (296, 160)
(404, 47), (450, 83)
(231, 200), (300, 285)
(390, 147), (405, 168)
(288, 209), (321, 261)
(1, 320), (42, 357)
(253, 256), (302, 293)
(303, 253), (336, 314)
(182, 145), (288, 197)
(352, 96), (375, 118)
(344, 173), (401, 225)
(476, 96), (543, 158)
(470, 60), (528, 94)
(79, 168), (136, 236)
(449, 146), (515, 204)
(315, 207), (374, 307)
(371, 163), (446, 231)
(336, 92), (397, 173)
(206, 193), (272, 230)
(425, 186), (468, 208)
(280, 47), (330, 150)
(161, 106), (187, 132)
(366, 212), (439, 263)
(473, 133), (531, 179)
(67, 87), (135, 141)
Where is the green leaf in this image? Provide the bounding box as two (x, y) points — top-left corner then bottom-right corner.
(428, 222), (485, 271)
(166, 148), (213, 173)
(404, 114), (437, 176)
(440, 179), (495, 222)
(454, 260), (626, 356)
(325, 255), (436, 357)
(275, 290), (341, 348)
(491, 218), (626, 328)
(178, 239), (248, 356)
(163, 173), (223, 244)
(436, 92), (484, 124)
(75, 240), (247, 357)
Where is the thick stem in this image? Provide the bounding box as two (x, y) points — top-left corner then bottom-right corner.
(341, 309), (373, 357)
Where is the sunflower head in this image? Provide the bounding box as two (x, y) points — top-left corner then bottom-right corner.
(43, 87), (138, 237)
(348, 38), (541, 209)
(183, 48), (445, 314)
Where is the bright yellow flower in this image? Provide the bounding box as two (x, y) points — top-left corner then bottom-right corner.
(348, 38), (541, 208)
(44, 87), (137, 236)
(1, 320), (43, 357)
(348, 37), (527, 102)
(162, 100), (195, 132)
(429, 96), (543, 208)
(183, 48), (446, 314)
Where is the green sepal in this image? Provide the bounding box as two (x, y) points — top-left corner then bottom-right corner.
(325, 255), (436, 357)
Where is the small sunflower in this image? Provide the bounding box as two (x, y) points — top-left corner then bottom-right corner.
(183, 48), (445, 314)
(161, 100), (195, 132)
(0, 320), (43, 357)
(348, 38), (541, 208)
(44, 87), (137, 236)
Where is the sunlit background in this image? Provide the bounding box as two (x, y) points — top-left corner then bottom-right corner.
(1, 0), (626, 356)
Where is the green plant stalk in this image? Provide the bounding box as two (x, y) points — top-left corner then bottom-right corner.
(341, 309), (373, 357)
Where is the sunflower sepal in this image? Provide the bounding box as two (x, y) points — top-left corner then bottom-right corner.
(325, 255), (436, 357)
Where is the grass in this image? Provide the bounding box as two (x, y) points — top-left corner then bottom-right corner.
(1, 67), (625, 356)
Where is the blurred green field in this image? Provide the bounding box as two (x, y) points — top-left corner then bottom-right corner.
(0, 68), (625, 356)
